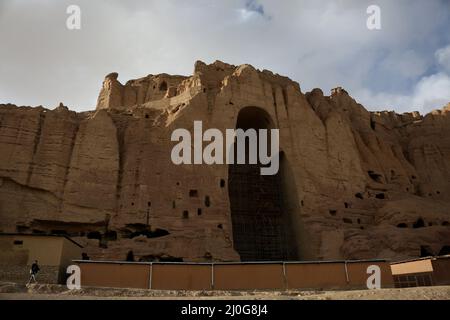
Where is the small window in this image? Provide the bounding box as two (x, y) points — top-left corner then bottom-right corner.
(375, 193), (385, 200)
(13, 240), (23, 245)
(368, 171), (383, 183)
(51, 230), (67, 235)
(197, 208), (202, 216)
(420, 245), (434, 257)
(439, 246), (450, 255)
(205, 196), (211, 207)
(414, 218), (425, 229)
(104, 231), (117, 241)
(87, 231), (101, 240)
(189, 190), (198, 197)
(182, 211), (189, 219)
(159, 81), (168, 91)
(220, 179), (226, 188)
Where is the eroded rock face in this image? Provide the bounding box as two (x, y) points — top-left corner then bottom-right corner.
(0, 60), (449, 262)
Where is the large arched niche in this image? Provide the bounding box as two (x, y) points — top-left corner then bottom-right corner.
(227, 106), (302, 261)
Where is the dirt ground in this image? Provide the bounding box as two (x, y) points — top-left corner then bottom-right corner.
(0, 282), (449, 300)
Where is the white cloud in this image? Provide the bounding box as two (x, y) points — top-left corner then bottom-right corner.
(436, 45), (450, 72)
(379, 50), (429, 80)
(356, 73), (450, 114)
(0, 0), (449, 114)
(412, 72), (450, 112)
(355, 45), (450, 114)
(237, 8), (263, 22)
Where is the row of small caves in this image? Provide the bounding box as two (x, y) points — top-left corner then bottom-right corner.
(15, 178), (229, 262)
(351, 111), (442, 200)
(127, 178), (226, 225)
(18, 171), (450, 237)
(122, 79), (213, 119)
(325, 169), (448, 230)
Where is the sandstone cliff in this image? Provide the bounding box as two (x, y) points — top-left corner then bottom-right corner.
(0, 60), (449, 262)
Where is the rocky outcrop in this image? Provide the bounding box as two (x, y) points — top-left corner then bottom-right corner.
(1, 60), (449, 262)
(96, 72), (189, 110)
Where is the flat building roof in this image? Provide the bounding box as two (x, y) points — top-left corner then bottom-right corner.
(390, 255), (450, 265)
(0, 232), (83, 248)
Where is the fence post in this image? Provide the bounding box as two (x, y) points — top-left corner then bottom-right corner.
(211, 263), (215, 290)
(149, 262), (153, 290)
(282, 262), (288, 290)
(344, 261), (350, 285)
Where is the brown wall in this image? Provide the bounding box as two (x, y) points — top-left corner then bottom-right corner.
(286, 262), (393, 290)
(151, 264), (211, 290)
(213, 264), (285, 290)
(431, 259), (450, 285)
(0, 235), (63, 266)
(346, 261), (393, 288)
(0, 235), (83, 284)
(60, 238), (83, 268)
(79, 263), (150, 289)
(59, 238), (83, 283)
(286, 263), (347, 289)
(76, 260), (393, 291)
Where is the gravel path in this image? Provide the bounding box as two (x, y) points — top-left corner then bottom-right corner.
(1, 282), (449, 300)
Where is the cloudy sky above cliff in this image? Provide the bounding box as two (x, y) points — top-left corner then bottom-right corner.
(0, 0), (449, 114)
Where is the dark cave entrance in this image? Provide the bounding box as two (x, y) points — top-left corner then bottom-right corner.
(228, 107), (299, 261)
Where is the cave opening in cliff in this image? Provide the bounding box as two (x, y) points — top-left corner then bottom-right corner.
(159, 81), (167, 91)
(420, 245), (434, 257)
(228, 106), (300, 262)
(439, 246), (450, 256)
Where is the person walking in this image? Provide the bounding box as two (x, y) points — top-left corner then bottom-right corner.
(26, 260), (40, 285)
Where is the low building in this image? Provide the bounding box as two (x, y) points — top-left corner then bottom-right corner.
(390, 255), (450, 288)
(0, 233), (83, 284)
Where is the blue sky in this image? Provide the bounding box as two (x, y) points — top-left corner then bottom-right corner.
(0, 0), (449, 113)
